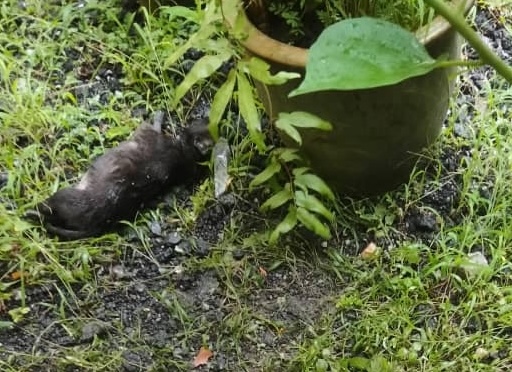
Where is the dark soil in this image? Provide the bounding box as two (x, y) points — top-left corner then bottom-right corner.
(0, 2), (511, 371)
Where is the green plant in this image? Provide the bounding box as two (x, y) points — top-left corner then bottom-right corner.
(132, 1), (338, 241)
(264, 0), (435, 44)
(138, 0), (512, 245)
(245, 111), (338, 242)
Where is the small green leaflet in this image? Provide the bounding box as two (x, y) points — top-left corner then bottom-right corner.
(275, 111), (332, 145)
(106, 125), (132, 140)
(0, 321), (14, 329)
(261, 187), (293, 210)
(275, 118), (302, 145)
(275, 148), (301, 163)
(269, 207), (298, 244)
(237, 71), (266, 151)
(159, 6), (199, 23)
(246, 57), (301, 85)
(249, 161), (281, 189)
(290, 17), (440, 95)
(174, 51), (232, 104)
(278, 112), (333, 130)
(294, 173), (335, 200)
(295, 190), (334, 221)
(209, 68), (236, 140)
(297, 207), (331, 239)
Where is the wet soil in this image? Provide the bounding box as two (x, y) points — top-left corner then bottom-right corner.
(0, 2), (511, 371)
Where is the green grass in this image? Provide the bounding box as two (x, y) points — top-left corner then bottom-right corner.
(1, 0), (512, 371)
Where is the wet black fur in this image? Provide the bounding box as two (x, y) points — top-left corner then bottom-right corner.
(28, 119), (211, 240)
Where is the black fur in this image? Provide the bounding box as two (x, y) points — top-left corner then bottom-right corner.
(28, 118), (212, 240)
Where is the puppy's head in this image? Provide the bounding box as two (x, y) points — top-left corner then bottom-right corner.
(183, 119), (214, 158)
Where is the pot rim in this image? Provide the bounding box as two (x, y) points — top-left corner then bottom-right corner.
(221, 0), (475, 68)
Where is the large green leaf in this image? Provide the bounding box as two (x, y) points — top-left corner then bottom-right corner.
(290, 17), (440, 95)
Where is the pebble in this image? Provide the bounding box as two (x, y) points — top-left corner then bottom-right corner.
(232, 249), (245, 260)
(111, 265), (129, 279)
(462, 251), (489, 277)
(80, 321), (109, 343)
(175, 240), (191, 254)
(409, 211), (438, 232)
(121, 350), (148, 372)
(194, 238), (210, 257)
(149, 221), (162, 236)
(166, 231), (182, 245)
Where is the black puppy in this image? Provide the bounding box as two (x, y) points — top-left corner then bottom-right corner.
(27, 114), (212, 239)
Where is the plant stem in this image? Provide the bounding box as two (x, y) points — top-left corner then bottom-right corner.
(436, 59), (484, 69)
(424, 0), (512, 83)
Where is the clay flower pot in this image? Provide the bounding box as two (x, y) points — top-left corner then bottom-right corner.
(222, 0), (474, 195)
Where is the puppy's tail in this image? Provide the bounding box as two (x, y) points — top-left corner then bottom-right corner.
(44, 223), (94, 240)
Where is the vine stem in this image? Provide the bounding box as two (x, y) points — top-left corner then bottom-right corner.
(424, 0), (512, 83)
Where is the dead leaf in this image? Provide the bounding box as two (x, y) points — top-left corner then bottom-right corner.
(10, 271), (24, 280)
(10, 243), (21, 255)
(193, 346), (213, 368)
(361, 242), (379, 259)
(258, 266), (268, 278)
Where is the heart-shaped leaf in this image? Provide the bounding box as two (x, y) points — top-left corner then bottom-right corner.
(290, 17), (440, 95)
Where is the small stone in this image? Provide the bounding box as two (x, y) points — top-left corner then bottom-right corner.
(111, 265), (129, 279)
(172, 265), (184, 274)
(175, 240), (191, 255)
(81, 321), (109, 343)
(474, 347), (490, 360)
(361, 242), (379, 259)
(219, 193), (236, 207)
(410, 211), (438, 232)
(462, 251), (489, 277)
(133, 283), (146, 293)
(194, 238), (210, 257)
(122, 350), (145, 372)
(232, 249), (245, 260)
(166, 231), (182, 245)
(149, 221), (162, 236)
(173, 347), (183, 357)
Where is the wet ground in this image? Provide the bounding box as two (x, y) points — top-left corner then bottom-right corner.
(0, 2), (511, 371)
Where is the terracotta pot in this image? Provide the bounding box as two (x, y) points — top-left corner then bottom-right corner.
(222, 0), (474, 195)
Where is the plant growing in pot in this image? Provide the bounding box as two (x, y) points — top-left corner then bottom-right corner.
(131, 0), (512, 241)
(222, 0), (477, 197)
(215, 0), (512, 241)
